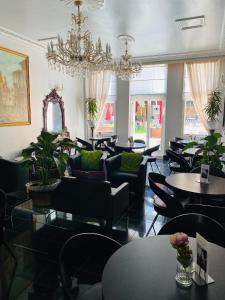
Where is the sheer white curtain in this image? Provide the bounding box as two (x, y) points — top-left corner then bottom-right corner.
(186, 59), (225, 131)
(87, 70), (112, 131)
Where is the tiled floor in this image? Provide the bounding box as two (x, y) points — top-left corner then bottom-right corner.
(2, 160), (170, 300)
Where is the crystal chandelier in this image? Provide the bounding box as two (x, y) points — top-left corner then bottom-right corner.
(114, 35), (142, 81)
(46, 0), (112, 77)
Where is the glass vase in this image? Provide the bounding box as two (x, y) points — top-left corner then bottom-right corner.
(175, 260), (193, 287)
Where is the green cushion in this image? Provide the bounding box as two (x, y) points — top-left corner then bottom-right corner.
(80, 150), (103, 171)
(120, 152), (142, 173)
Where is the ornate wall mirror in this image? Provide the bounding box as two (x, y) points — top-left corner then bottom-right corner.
(43, 89), (69, 137)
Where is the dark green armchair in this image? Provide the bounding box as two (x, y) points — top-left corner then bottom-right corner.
(105, 154), (148, 202)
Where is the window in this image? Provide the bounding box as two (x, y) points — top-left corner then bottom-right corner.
(183, 66), (207, 136)
(129, 64), (167, 152)
(96, 74), (116, 135)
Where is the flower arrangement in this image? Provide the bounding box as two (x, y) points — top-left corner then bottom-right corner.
(170, 232), (192, 268)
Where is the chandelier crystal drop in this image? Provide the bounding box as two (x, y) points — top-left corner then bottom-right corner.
(114, 35), (142, 81)
(46, 0), (112, 77)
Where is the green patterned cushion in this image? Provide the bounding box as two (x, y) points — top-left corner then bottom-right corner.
(120, 152), (142, 173)
(80, 150), (103, 171)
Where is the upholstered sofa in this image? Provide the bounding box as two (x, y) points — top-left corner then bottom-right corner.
(105, 154), (148, 202)
(51, 176), (129, 228)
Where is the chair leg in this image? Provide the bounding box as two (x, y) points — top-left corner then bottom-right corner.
(154, 161), (161, 174)
(150, 162), (154, 172)
(146, 213), (159, 237)
(152, 225), (156, 236)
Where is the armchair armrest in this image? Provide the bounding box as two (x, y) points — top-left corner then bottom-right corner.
(138, 155), (148, 175)
(110, 182), (129, 218)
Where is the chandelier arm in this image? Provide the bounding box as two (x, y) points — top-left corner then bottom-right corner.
(46, 0), (112, 76)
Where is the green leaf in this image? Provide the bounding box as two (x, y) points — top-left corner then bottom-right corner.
(182, 141), (198, 151)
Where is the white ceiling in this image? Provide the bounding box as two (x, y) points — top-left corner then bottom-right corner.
(0, 0), (225, 59)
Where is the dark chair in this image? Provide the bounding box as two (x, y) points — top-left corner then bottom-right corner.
(111, 135), (118, 140)
(166, 150), (191, 173)
(0, 158), (29, 210)
(169, 141), (184, 152)
(105, 154), (148, 202)
(104, 142), (117, 157)
(145, 173), (185, 236)
(0, 189), (17, 299)
(108, 135), (118, 148)
(134, 139), (146, 144)
(52, 177), (129, 229)
(0, 158), (29, 193)
(158, 213), (225, 248)
(59, 233), (121, 300)
(191, 166), (225, 178)
(76, 138), (94, 151)
(185, 204), (225, 226)
(143, 145), (161, 173)
(174, 137), (183, 142)
(114, 146), (133, 154)
(94, 138), (111, 150)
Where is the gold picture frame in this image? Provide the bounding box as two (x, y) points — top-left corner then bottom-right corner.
(0, 46), (31, 126)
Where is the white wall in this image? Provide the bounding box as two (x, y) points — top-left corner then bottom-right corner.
(0, 31), (84, 159)
(164, 63), (184, 149)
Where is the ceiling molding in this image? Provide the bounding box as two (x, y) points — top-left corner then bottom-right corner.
(135, 49), (225, 64)
(0, 26), (45, 49)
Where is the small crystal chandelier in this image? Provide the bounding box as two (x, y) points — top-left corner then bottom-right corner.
(114, 35), (142, 81)
(46, 0), (112, 77)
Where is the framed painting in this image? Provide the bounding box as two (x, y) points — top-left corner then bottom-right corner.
(0, 46), (31, 126)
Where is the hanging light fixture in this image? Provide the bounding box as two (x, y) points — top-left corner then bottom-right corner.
(46, 0), (112, 77)
(114, 34), (142, 81)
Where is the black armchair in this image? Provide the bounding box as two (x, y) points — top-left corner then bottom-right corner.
(0, 158), (29, 193)
(166, 150), (191, 173)
(146, 173), (185, 236)
(69, 152), (107, 176)
(51, 177), (129, 229)
(105, 154), (148, 202)
(0, 158), (29, 207)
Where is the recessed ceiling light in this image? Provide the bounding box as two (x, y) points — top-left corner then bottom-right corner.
(175, 15), (205, 30)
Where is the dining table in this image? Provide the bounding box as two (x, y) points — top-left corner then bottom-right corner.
(115, 142), (146, 151)
(165, 173), (225, 199)
(179, 139), (205, 146)
(102, 236), (225, 300)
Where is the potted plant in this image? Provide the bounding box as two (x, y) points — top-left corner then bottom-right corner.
(22, 131), (78, 205)
(183, 132), (225, 170)
(86, 98), (98, 138)
(204, 88), (222, 134)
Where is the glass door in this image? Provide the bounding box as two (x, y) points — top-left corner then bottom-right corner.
(130, 96), (165, 154)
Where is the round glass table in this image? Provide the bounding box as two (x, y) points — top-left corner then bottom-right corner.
(115, 142), (146, 151)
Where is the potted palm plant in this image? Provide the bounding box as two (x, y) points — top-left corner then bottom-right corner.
(86, 98), (98, 138)
(204, 88), (222, 134)
(183, 132), (225, 170)
(22, 131), (78, 205)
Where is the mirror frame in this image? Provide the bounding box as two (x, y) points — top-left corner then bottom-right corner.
(42, 89), (69, 137)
